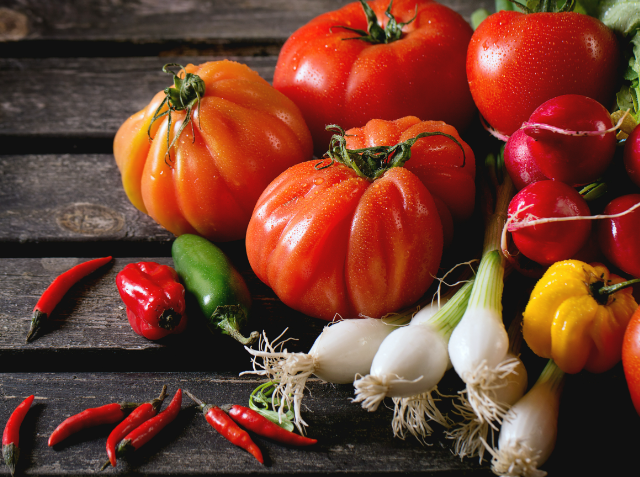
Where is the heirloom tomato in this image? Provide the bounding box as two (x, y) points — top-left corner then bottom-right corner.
(273, 0), (476, 157)
(343, 116), (476, 243)
(245, 125), (449, 321)
(467, 8), (619, 137)
(114, 61), (313, 242)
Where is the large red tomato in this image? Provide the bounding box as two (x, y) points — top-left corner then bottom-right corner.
(622, 306), (640, 415)
(467, 10), (619, 137)
(114, 61), (313, 242)
(273, 0), (476, 157)
(245, 136), (444, 321)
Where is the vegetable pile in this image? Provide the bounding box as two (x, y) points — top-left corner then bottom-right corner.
(17, 0), (640, 475)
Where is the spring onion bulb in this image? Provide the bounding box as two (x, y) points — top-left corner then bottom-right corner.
(487, 359), (565, 477)
(242, 313), (413, 432)
(447, 316), (528, 462)
(353, 278), (475, 419)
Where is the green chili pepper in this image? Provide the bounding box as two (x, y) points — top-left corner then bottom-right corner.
(171, 234), (258, 345)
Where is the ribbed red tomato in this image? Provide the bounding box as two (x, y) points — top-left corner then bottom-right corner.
(467, 9), (619, 137)
(245, 134), (445, 321)
(273, 0), (476, 157)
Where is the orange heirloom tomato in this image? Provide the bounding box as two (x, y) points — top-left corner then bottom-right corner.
(344, 117), (476, 245)
(113, 61), (313, 242)
(245, 126), (447, 321)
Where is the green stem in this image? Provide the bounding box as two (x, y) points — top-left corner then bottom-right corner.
(468, 250), (504, 313)
(591, 278), (640, 305)
(429, 279), (475, 339)
(334, 0), (416, 44)
(537, 359), (566, 395)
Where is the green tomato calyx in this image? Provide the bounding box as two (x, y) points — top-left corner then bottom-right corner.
(318, 124), (465, 181)
(148, 63), (206, 165)
(510, 0), (576, 14)
(333, 0), (417, 44)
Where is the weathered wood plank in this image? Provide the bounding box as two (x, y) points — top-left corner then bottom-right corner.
(0, 372), (494, 476)
(0, 256), (327, 372)
(0, 56), (277, 149)
(0, 154), (171, 249)
(0, 0), (490, 56)
(0, 370), (636, 476)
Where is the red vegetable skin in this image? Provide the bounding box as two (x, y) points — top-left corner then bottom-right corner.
(3, 395), (34, 477)
(27, 256), (112, 342)
(274, 0), (476, 157)
(116, 389), (182, 456)
(622, 306), (640, 415)
(185, 391), (263, 464)
(597, 194), (640, 279)
(116, 262), (187, 341)
(507, 180), (591, 266)
(227, 405), (317, 446)
(48, 401), (139, 447)
(504, 128), (549, 190)
(517, 95), (617, 186)
(624, 125), (640, 187)
(467, 10), (619, 137)
(246, 161), (443, 321)
(105, 385), (168, 468)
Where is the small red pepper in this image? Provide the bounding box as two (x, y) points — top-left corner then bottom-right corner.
(116, 261), (187, 340)
(101, 385), (168, 469)
(48, 399), (141, 447)
(227, 405), (317, 446)
(27, 256), (112, 342)
(185, 390), (263, 464)
(115, 388), (182, 457)
(3, 395), (34, 477)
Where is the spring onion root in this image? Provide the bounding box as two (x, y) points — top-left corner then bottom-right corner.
(243, 313), (412, 432)
(353, 279), (475, 426)
(487, 359), (565, 477)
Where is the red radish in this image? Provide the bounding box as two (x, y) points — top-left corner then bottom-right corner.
(504, 128), (549, 190)
(624, 125), (640, 188)
(597, 194), (640, 278)
(510, 95), (617, 186)
(507, 180), (591, 266)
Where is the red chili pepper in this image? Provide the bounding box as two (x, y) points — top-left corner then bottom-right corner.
(226, 404), (317, 446)
(27, 256), (112, 342)
(48, 399), (142, 447)
(116, 262), (187, 340)
(3, 395), (34, 477)
(185, 390), (263, 464)
(103, 385), (168, 469)
(115, 389), (182, 457)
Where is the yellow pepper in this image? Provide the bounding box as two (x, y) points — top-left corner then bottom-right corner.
(523, 260), (639, 374)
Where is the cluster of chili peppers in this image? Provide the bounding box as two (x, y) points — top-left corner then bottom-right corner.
(3, 384), (317, 474)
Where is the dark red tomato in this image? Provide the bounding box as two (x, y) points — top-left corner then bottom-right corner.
(467, 10), (619, 137)
(273, 0), (476, 157)
(622, 306), (640, 415)
(597, 194), (640, 278)
(624, 125), (640, 187)
(245, 161), (443, 321)
(507, 180), (591, 266)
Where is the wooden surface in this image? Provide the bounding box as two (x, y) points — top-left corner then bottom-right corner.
(0, 0), (636, 475)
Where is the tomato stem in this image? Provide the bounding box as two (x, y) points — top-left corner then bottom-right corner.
(320, 124), (465, 181)
(148, 64), (206, 165)
(332, 0), (416, 44)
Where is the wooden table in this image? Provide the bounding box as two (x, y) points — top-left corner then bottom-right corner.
(0, 0), (636, 475)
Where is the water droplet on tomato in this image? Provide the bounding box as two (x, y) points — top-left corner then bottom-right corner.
(314, 178), (324, 185)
